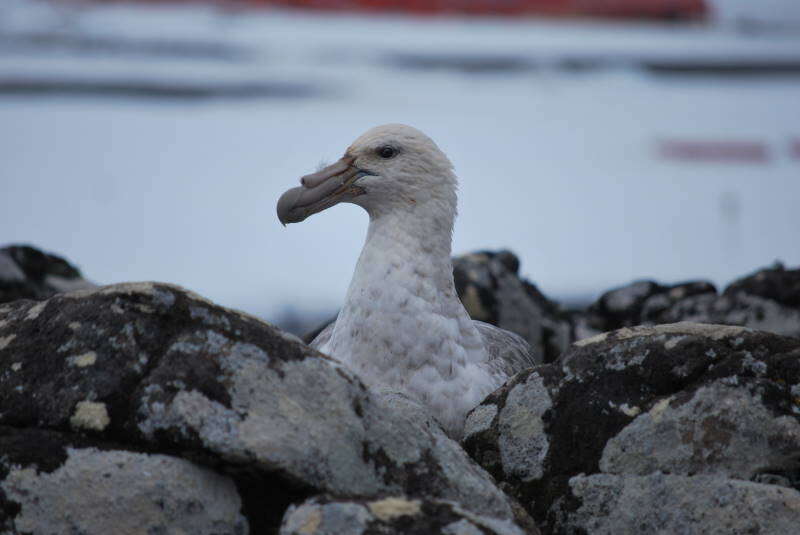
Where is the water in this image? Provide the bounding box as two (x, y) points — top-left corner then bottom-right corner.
(1, 0), (798, 324)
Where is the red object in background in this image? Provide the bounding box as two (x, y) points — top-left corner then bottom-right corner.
(574, 0), (706, 20)
(659, 140), (770, 163)
(174, 0), (708, 20)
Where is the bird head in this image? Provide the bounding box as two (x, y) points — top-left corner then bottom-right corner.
(277, 124), (456, 225)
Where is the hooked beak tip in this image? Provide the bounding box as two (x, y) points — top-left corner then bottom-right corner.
(276, 155), (369, 225)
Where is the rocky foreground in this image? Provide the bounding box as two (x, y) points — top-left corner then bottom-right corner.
(1, 244), (799, 534)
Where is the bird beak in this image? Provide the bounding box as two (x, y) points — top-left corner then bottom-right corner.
(277, 155), (370, 225)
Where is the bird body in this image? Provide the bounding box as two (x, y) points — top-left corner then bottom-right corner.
(278, 124), (537, 438)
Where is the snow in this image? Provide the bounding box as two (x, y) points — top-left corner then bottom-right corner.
(0, 0), (799, 322)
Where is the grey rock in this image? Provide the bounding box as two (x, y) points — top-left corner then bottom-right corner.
(582, 279), (717, 334)
(562, 473), (800, 535)
(0, 282), (532, 533)
(725, 262), (800, 308)
(0, 244), (95, 304)
(280, 495), (534, 535)
(580, 264), (800, 340)
(653, 291), (800, 339)
(463, 322), (800, 532)
(495, 372), (551, 483)
(1, 440), (247, 535)
(599, 382), (800, 479)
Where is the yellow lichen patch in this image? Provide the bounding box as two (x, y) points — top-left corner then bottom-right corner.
(649, 396), (674, 423)
(70, 351), (97, 368)
(619, 403), (641, 417)
(0, 334), (16, 350)
(70, 401), (110, 431)
(25, 302), (47, 320)
(68, 322), (81, 330)
(100, 281), (156, 296)
(577, 322), (748, 348)
(620, 323), (748, 342)
(368, 497), (421, 521)
(574, 332), (609, 347)
(297, 507), (322, 534)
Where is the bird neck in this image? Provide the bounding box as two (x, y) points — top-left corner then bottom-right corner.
(353, 194), (457, 304)
(328, 191), (477, 351)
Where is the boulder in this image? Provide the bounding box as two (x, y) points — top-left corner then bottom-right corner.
(463, 322), (800, 533)
(579, 280), (717, 335)
(0, 244), (94, 304)
(0, 428), (247, 535)
(0, 282), (533, 533)
(562, 473), (800, 535)
(280, 495), (533, 535)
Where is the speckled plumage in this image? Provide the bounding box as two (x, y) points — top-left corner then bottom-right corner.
(308, 124), (537, 438)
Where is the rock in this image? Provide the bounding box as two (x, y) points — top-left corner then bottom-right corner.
(0, 428), (247, 535)
(0, 244), (94, 304)
(598, 381), (800, 480)
(463, 322), (800, 532)
(581, 279), (717, 334)
(652, 289), (800, 340)
(0, 282), (532, 533)
(280, 495), (535, 535)
(562, 473), (800, 535)
(725, 262), (800, 308)
(580, 264), (800, 340)
(452, 250), (573, 363)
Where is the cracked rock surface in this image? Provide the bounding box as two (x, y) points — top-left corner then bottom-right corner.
(463, 322), (800, 533)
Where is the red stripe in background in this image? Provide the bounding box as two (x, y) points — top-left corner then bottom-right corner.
(658, 139), (770, 163)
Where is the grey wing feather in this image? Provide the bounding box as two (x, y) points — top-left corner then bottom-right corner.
(474, 320), (540, 378)
(309, 321), (335, 350)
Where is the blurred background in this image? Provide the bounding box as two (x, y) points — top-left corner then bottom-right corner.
(1, 0), (798, 333)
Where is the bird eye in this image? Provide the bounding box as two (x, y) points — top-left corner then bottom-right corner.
(377, 146), (397, 159)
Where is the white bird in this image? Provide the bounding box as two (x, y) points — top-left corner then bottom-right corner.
(277, 124), (538, 439)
